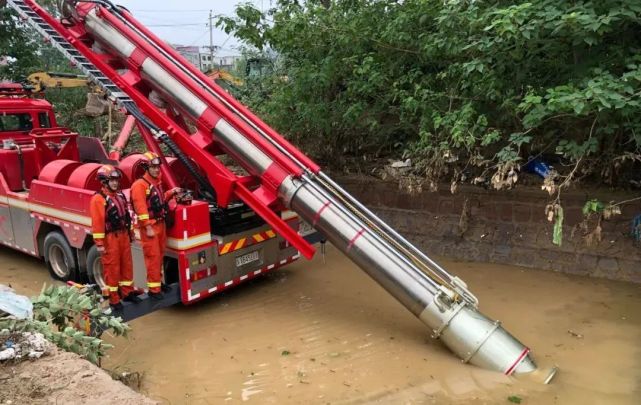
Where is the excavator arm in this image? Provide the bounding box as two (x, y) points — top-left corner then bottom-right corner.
(26, 71), (89, 92)
(206, 69), (244, 88)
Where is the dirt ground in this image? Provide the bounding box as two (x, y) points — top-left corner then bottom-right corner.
(1, 244), (641, 404)
(0, 346), (156, 404)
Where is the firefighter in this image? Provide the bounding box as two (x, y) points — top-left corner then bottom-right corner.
(89, 165), (139, 310)
(130, 152), (181, 299)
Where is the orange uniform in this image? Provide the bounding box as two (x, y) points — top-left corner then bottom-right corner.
(131, 173), (175, 293)
(89, 187), (133, 305)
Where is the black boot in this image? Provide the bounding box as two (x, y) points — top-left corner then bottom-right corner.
(160, 283), (171, 293)
(124, 293), (142, 303)
(110, 302), (124, 311)
(148, 291), (164, 300)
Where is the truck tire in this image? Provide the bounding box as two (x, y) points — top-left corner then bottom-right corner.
(43, 231), (78, 281)
(86, 245), (107, 292)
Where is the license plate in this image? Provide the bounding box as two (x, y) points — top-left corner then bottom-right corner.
(236, 250), (260, 267)
(298, 221), (315, 236)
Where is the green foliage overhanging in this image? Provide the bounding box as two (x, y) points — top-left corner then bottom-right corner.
(0, 7), (40, 79)
(218, 0), (641, 186)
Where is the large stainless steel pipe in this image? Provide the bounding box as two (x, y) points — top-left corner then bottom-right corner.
(216, 118), (536, 374)
(81, 8), (537, 374)
(279, 176), (536, 374)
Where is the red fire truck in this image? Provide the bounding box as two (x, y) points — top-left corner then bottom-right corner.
(0, 83), (312, 319)
(0, 0), (542, 375)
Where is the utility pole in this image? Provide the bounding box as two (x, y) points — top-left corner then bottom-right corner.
(208, 9), (214, 70)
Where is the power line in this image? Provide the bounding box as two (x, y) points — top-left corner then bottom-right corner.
(215, 34), (233, 56)
(145, 23), (206, 27)
(131, 9), (210, 13)
(187, 29), (210, 46)
(134, 15), (211, 28)
(134, 15), (192, 24)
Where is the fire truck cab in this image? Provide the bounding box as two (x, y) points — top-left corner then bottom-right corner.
(0, 84), (56, 142)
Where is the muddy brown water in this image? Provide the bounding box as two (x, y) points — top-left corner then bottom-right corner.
(2, 244), (640, 404)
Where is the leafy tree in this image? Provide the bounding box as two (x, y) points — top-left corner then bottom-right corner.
(218, 0), (641, 188)
(0, 7), (40, 80)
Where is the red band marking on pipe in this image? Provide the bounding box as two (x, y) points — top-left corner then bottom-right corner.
(129, 48), (148, 67)
(313, 201), (331, 226)
(504, 347), (530, 375)
(346, 228), (366, 252)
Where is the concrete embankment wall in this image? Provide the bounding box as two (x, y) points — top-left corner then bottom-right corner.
(338, 176), (641, 283)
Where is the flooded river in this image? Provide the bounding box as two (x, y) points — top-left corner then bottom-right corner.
(1, 244), (640, 404)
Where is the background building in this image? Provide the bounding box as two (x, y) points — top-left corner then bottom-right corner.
(173, 45), (200, 69)
(173, 44), (240, 72)
(214, 55), (241, 71)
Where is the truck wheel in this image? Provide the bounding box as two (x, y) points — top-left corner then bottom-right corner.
(86, 245), (107, 292)
(44, 232), (77, 281)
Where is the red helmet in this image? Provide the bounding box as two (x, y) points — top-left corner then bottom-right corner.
(140, 151), (162, 169)
(96, 165), (122, 182)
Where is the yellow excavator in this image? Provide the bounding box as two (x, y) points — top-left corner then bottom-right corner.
(206, 68), (244, 89)
(26, 71), (89, 92)
(25, 71), (108, 116)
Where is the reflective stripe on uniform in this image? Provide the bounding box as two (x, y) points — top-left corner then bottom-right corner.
(138, 214), (149, 220)
(93, 233), (105, 239)
(147, 282), (161, 288)
(119, 280), (133, 286)
(108, 286), (118, 292)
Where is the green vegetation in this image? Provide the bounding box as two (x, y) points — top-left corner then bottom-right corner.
(0, 7), (40, 80)
(218, 0), (641, 189)
(0, 285), (129, 364)
(2, 1), (639, 197)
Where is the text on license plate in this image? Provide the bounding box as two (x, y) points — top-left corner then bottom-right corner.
(236, 250), (260, 267)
